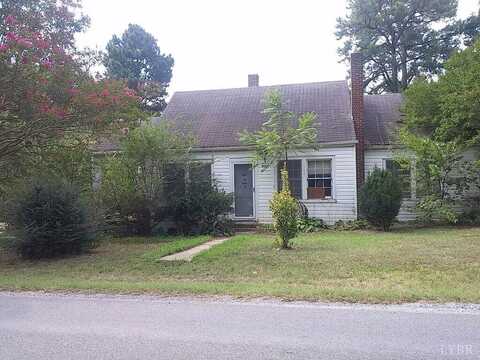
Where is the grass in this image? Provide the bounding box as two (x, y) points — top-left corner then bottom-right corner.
(0, 227), (479, 303)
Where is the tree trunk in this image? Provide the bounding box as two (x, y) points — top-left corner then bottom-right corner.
(400, 44), (409, 91)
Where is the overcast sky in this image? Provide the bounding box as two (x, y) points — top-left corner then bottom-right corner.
(77, 0), (479, 95)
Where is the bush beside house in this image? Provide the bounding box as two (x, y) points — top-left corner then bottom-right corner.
(270, 169), (300, 249)
(359, 168), (402, 231)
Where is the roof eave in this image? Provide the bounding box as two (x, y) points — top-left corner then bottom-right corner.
(191, 140), (358, 152)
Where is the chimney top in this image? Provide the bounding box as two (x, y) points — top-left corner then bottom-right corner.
(248, 74), (259, 87)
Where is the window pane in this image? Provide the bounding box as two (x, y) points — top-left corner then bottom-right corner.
(307, 159), (332, 199)
(277, 160), (302, 199)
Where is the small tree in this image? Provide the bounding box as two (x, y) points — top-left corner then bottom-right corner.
(170, 164), (233, 236)
(359, 168), (402, 231)
(240, 90), (318, 170)
(5, 179), (94, 259)
(240, 90), (317, 248)
(100, 122), (192, 235)
(270, 169), (299, 249)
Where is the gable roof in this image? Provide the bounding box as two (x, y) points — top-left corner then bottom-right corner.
(364, 94), (403, 146)
(162, 81), (356, 149)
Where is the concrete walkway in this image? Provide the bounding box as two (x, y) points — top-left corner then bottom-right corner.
(160, 237), (230, 261)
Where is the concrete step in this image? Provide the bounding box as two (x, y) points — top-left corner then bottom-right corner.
(233, 221), (258, 232)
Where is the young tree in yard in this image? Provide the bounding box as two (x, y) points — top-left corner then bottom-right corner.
(104, 24), (174, 113)
(100, 123), (193, 235)
(399, 39), (480, 223)
(0, 1), (145, 194)
(240, 90), (317, 248)
(336, 0), (480, 94)
(239, 90), (318, 173)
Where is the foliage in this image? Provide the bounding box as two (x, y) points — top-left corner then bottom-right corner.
(400, 41), (480, 222)
(99, 122), (192, 235)
(359, 168), (402, 231)
(0, 2), (145, 190)
(416, 195), (458, 224)
(296, 217), (328, 233)
(4, 178), (94, 259)
(336, 0), (479, 93)
(104, 24), (174, 113)
(170, 167), (234, 236)
(240, 90), (317, 169)
(0, 0), (90, 50)
(458, 208), (480, 225)
(269, 168), (299, 248)
(333, 219), (370, 231)
(403, 40), (480, 147)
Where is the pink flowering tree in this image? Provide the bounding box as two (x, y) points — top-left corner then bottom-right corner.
(0, 2), (145, 170)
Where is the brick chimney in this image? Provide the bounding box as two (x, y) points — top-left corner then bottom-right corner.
(351, 52), (365, 193)
(248, 74), (259, 87)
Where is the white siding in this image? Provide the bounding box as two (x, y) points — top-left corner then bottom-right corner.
(364, 149), (416, 221)
(194, 145), (358, 224)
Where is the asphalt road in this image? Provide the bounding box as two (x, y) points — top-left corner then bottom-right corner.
(1, 292), (479, 360)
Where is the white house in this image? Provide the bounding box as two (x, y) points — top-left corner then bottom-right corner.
(160, 54), (415, 225)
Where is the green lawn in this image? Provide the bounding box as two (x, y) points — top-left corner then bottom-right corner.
(0, 227), (479, 303)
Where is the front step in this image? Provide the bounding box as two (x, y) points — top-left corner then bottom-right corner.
(233, 220), (258, 233)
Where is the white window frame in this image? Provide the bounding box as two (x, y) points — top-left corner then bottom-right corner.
(305, 158), (334, 200)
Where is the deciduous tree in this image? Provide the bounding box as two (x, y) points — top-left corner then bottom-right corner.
(239, 90), (317, 174)
(0, 1), (144, 191)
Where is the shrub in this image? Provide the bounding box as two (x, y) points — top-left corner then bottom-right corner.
(270, 168), (299, 248)
(5, 179), (94, 259)
(297, 217), (328, 233)
(457, 208), (480, 225)
(359, 168), (402, 231)
(333, 219), (370, 231)
(416, 195), (458, 224)
(171, 173), (234, 236)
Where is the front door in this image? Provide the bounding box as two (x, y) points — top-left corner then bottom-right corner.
(234, 164), (254, 217)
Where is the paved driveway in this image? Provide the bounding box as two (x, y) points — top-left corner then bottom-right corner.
(0, 292), (479, 359)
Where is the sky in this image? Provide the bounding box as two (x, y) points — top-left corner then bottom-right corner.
(77, 0), (479, 96)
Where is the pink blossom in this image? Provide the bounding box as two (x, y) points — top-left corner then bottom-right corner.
(5, 15), (17, 25)
(40, 59), (54, 70)
(34, 37), (50, 50)
(101, 89), (110, 97)
(5, 32), (19, 42)
(16, 38), (33, 48)
(0, 44), (8, 52)
(68, 88), (80, 96)
(123, 88), (136, 97)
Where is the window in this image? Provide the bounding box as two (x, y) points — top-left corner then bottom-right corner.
(277, 160), (302, 199)
(307, 159), (332, 199)
(385, 159), (412, 198)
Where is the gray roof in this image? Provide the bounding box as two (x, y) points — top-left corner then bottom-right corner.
(364, 94), (403, 146)
(162, 81), (356, 149)
(94, 82), (404, 153)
